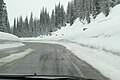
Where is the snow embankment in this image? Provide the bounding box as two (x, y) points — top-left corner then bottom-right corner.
(0, 32), (24, 50)
(38, 4), (120, 53)
(45, 4), (120, 53)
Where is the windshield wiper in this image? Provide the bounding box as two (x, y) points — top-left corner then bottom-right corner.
(0, 74), (95, 80)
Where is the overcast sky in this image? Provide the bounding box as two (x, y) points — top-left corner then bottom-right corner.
(4, 0), (72, 26)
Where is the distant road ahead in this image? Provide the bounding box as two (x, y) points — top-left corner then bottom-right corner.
(0, 42), (109, 80)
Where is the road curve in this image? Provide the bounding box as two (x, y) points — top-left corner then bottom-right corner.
(0, 42), (110, 80)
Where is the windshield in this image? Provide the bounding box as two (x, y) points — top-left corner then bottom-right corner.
(0, 0), (120, 80)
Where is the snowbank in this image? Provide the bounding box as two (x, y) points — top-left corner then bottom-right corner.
(0, 32), (24, 50)
(21, 4), (120, 80)
(0, 32), (21, 41)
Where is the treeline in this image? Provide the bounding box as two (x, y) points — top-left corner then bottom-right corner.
(66, 0), (120, 24)
(0, 0), (10, 33)
(12, 3), (66, 37)
(1, 0), (120, 37)
(12, 0), (120, 38)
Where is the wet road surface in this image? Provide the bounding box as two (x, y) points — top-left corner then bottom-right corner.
(0, 42), (110, 80)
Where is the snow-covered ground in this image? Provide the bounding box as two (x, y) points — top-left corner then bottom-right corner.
(0, 32), (24, 50)
(21, 4), (120, 80)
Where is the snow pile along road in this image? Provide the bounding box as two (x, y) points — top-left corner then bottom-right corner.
(0, 32), (25, 50)
(0, 32), (20, 41)
(21, 4), (120, 80)
(0, 48), (34, 66)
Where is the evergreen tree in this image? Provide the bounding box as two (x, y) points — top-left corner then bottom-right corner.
(94, 0), (101, 15)
(0, 0), (10, 33)
(66, 2), (71, 23)
(4, 7), (10, 33)
(29, 12), (34, 37)
(50, 9), (55, 31)
(100, 0), (110, 16)
(114, 0), (120, 5)
(58, 2), (61, 26)
(60, 5), (65, 26)
(13, 18), (16, 35)
(40, 8), (44, 26)
(6, 18), (10, 33)
(33, 19), (37, 37)
(70, 1), (75, 25)
(54, 3), (66, 28)
(16, 16), (23, 37)
(55, 5), (59, 28)
(24, 16), (29, 37)
(0, 0), (6, 32)
(73, 0), (78, 18)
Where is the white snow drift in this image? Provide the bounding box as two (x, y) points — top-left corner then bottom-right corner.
(0, 32), (24, 50)
(0, 32), (20, 41)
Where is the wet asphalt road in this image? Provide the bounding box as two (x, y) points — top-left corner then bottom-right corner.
(0, 42), (109, 80)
